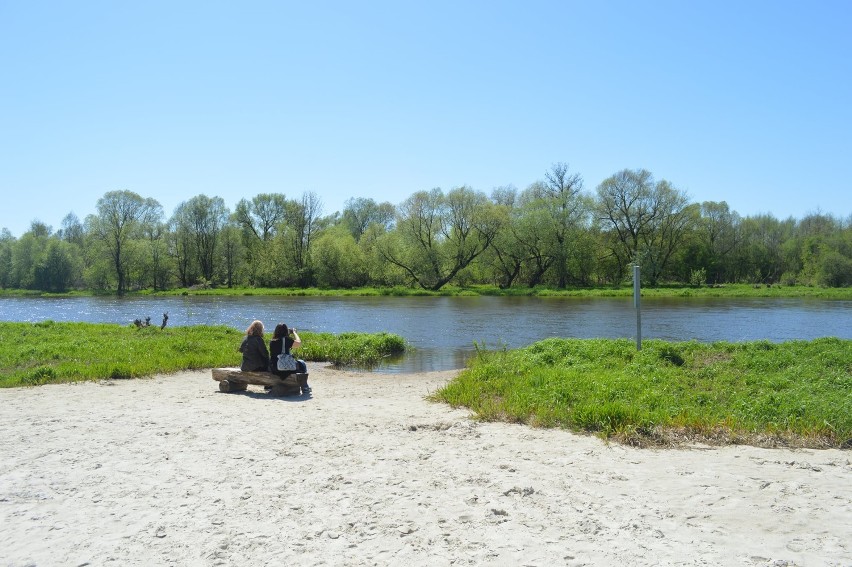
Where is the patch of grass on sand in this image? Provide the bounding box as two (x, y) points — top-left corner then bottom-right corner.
(432, 338), (852, 449)
(0, 322), (405, 387)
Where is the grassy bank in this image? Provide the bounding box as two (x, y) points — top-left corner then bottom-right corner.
(0, 322), (405, 388)
(3, 283), (849, 299)
(433, 338), (852, 449)
(157, 283), (852, 299)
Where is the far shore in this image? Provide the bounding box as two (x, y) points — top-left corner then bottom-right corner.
(1, 282), (850, 299)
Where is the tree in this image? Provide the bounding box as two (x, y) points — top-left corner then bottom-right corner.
(90, 190), (161, 294)
(27, 220), (52, 239)
(511, 164), (592, 288)
(193, 195), (229, 283)
(142, 220), (171, 290)
(736, 214), (793, 284)
(34, 240), (75, 292)
(313, 226), (369, 288)
(233, 193), (288, 242)
(484, 186), (526, 288)
(512, 193), (557, 286)
(342, 197), (395, 241)
(379, 186), (502, 290)
(697, 201), (741, 283)
(10, 225), (50, 289)
(0, 229), (13, 289)
(169, 195), (230, 285)
(220, 224), (243, 288)
(542, 163), (587, 287)
(360, 223), (405, 286)
(232, 194), (288, 286)
(596, 169), (694, 284)
(58, 213), (84, 245)
(169, 213), (195, 287)
(493, 164), (594, 289)
(284, 191), (323, 285)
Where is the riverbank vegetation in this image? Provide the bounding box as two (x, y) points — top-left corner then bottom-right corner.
(163, 283), (852, 298)
(1, 164), (850, 295)
(434, 338), (852, 449)
(0, 322), (405, 388)
(3, 283), (851, 300)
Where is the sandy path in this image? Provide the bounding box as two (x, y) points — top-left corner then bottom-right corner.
(1, 365), (849, 566)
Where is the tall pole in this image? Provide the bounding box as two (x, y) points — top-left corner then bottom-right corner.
(633, 264), (642, 351)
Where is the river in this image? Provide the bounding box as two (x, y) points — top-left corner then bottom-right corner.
(1, 296), (849, 372)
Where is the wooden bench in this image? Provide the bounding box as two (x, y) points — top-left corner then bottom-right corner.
(212, 367), (306, 396)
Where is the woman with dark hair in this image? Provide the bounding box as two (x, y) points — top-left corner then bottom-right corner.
(269, 323), (311, 394)
(238, 320), (269, 372)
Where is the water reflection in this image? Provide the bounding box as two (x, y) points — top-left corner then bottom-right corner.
(1, 295), (849, 373)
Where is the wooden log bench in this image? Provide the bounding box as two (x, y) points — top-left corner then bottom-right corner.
(212, 367), (305, 396)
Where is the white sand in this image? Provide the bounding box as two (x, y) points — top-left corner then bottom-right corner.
(1, 365), (849, 567)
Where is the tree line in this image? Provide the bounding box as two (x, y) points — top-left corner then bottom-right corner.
(1, 164), (850, 293)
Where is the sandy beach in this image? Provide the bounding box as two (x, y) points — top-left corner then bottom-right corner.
(1, 365), (849, 566)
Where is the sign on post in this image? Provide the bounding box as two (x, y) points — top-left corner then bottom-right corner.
(633, 264), (642, 351)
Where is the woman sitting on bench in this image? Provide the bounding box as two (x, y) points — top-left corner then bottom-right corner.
(239, 320), (269, 372)
(269, 323), (311, 395)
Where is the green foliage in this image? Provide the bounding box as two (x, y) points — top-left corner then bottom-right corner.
(1, 185), (850, 293)
(689, 268), (706, 287)
(6, 283), (849, 300)
(434, 337), (852, 447)
(819, 251), (852, 287)
(313, 227), (369, 288)
(300, 331), (406, 366)
(0, 322), (405, 387)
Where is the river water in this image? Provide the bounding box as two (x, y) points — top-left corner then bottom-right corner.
(1, 296), (849, 372)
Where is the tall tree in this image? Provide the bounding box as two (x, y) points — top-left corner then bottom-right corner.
(513, 193), (558, 286)
(698, 201), (741, 283)
(58, 213), (84, 245)
(514, 164), (591, 287)
(34, 240), (75, 292)
(233, 193), (288, 242)
(0, 229), (13, 289)
(170, 195), (230, 284)
(313, 225), (369, 288)
(91, 190), (162, 294)
(220, 224), (243, 288)
(142, 220), (171, 291)
(596, 169), (693, 284)
(285, 191), (323, 285)
(543, 163), (587, 287)
(342, 197), (395, 241)
(379, 186), (502, 290)
(736, 214), (794, 284)
(485, 186), (526, 288)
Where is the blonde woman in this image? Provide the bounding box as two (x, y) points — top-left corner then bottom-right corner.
(238, 320), (269, 372)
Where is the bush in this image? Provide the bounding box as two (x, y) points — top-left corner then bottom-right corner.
(819, 252), (852, 287)
(689, 268), (707, 288)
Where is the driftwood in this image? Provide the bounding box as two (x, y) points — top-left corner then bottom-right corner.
(211, 367), (304, 396)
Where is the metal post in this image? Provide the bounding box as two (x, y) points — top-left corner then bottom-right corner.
(633, 264), (642, 351)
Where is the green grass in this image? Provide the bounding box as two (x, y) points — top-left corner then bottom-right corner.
(5, 283), (846, 299)
(433, 338), (852, 448)
(0, 322), (405, 387)
(162, 283), (852, 299)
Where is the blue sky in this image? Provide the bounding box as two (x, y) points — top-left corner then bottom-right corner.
(1, 0), (850, 237)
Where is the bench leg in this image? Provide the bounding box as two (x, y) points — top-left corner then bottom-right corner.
(269, 383), (301, 397)
(219, 380), (248, 393)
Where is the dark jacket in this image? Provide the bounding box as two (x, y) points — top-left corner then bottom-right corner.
(268, 336), (295, 376)
(239, 335), (269, 372)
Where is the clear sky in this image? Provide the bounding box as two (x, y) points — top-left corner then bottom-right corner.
(1, 0), (850, 238)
